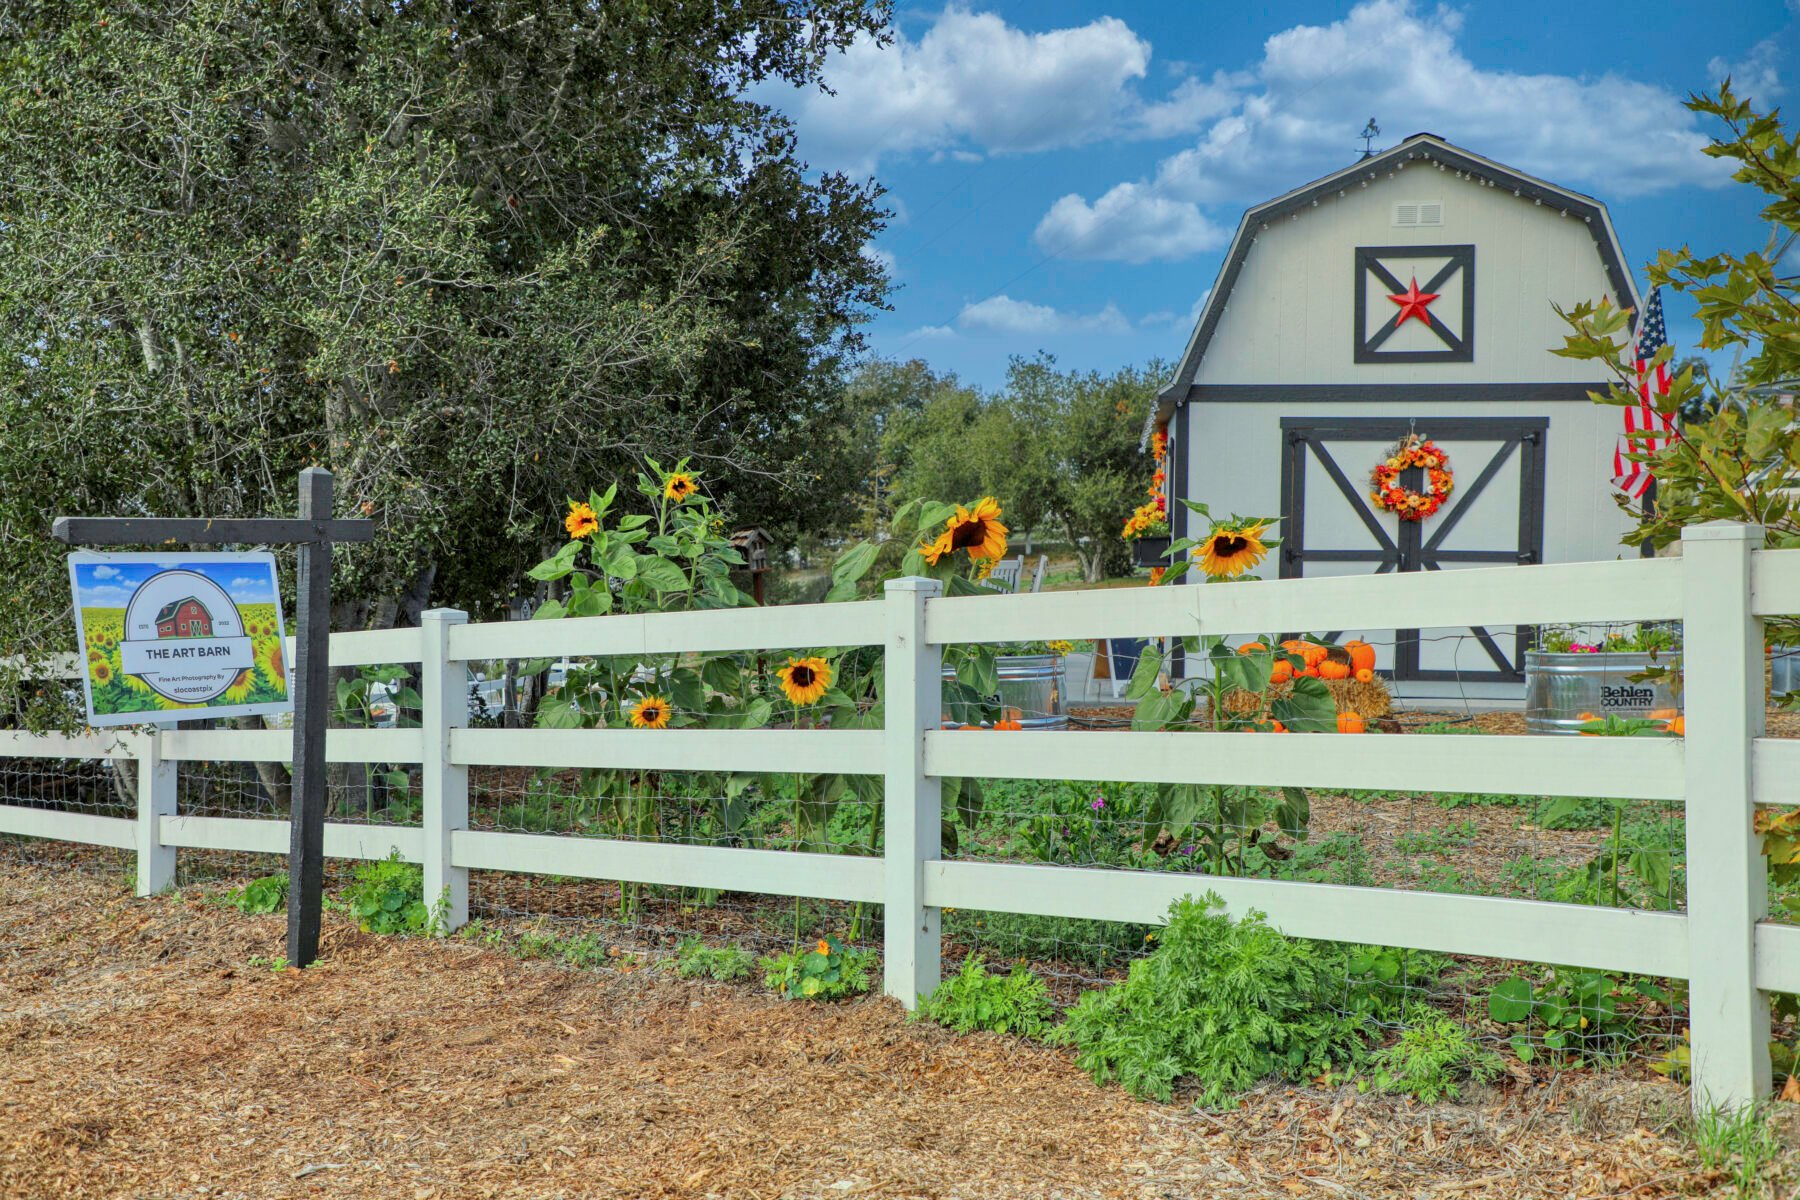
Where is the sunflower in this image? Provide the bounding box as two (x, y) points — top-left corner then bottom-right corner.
(920, 496), (1007, 565)
(257, 641), (287, 689)
(663, 473), (698, 504)
(224, 668), (256, 703)
(565, 501), (599, 539)
(628, 695), (671, 729)
(1195, 523), (1269, 579)
(777, 656), (832, 706)
(91, 660), (114, 686)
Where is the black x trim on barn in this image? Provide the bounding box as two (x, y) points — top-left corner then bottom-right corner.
(1353, 245), (1475, 364)
(1277, 416), (1546, 683)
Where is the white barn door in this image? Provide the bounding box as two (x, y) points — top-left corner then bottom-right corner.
(1277, 417), (1547, 683)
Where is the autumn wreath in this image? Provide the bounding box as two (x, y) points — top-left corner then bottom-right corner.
(1369, 433), (1453, 522)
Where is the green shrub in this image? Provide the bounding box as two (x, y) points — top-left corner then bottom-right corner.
(1365, 1008), (1501, 1103)
(340, 853), (430, 934)
(227, 873), (288, 914)
(1048, 894), (1404, 1108)
(916, 954), (1055, 1037)
(676, 937), (756, 982)
(761, 935), (874, 1000)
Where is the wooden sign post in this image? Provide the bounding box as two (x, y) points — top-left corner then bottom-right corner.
(54, 467), (373, 966)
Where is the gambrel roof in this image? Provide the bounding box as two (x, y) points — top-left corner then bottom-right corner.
(1146, 133), (1639, 438)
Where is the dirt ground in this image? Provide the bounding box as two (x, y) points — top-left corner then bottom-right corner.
(5, 857), (1795, 1200)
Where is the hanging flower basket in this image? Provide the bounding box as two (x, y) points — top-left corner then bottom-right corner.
(1131, 535), (1172, 567)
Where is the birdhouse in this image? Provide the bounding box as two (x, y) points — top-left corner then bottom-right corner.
(730, 528), (773, 573)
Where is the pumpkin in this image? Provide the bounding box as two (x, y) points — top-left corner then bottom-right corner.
(1270, 720), (1288, 733)
(1238, 641), (1268, 655)
(1665, 715), (1685, 736)
(1337, 710), (1366, 734)
(1354, 667), (1375, 683)
(1270, 660), (1294, 683)
(1318, 660), (1350, 681)
(1299, 642), (1330, 667)
(1300, 666), (1320, 678)
(1280, 639), (1305, 654)
(1344, 639), (1376, 673)
(1646, 708), (1679, 721)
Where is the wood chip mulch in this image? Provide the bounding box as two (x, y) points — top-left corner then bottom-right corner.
(3, 856), (1789, 1199)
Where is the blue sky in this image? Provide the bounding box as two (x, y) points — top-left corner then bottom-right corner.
(73, 559), (278, 611)
(759, 0), (1796, 388)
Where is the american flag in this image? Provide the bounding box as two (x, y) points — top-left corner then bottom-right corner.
(1611, 286), (1676, 499)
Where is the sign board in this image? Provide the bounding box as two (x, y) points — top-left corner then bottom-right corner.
(68, 552), (291, 726)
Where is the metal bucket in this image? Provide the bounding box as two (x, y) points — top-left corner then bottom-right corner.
(942, 653), (1068, 730)
(1523, 650), (1681, 735)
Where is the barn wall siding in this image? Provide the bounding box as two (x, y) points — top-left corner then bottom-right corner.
(1182, 398), (1636, 577)
(1190, 168), (1621, 387)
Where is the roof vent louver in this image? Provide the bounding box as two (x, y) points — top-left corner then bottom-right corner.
(1392, 201), (1443, 228)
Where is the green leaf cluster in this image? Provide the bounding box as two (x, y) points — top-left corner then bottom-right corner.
(227, 873), (288, 915)
(1048, 894), (1409, 1107)
(1364, 1008), (1502, 1103)
(674, 938), (757, 983)
(760, 935), (874, 1001)
(915, 954), (1055, 1038)
(1486, 968), (1677, 1064)
(340, 853), (429, 935)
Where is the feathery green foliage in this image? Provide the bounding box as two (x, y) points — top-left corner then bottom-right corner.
(916, 955), (1055, 1038)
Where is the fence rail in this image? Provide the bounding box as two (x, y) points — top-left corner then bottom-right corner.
(3, 522), (1799, 1112)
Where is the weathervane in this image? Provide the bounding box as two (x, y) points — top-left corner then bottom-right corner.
(1358, 118), (1381, 160)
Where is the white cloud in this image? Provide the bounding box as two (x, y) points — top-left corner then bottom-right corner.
(80, 585), (135, 607)
(1034, 182), (1227, 263)
(957, 295), (1131, 336)
(90, 564), (118, 580)
(770, 7), (1213, 174)
(1036, 0), (1734, 263)
(1709, 38), (1784, 100)
(1139, 290), (1212, 329)
(906, 323), (958, 340)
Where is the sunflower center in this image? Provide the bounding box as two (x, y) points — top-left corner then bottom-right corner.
(1213, 534), (1248, 556)
(790, 665), (815, 687)
(949, 520), (986, 550)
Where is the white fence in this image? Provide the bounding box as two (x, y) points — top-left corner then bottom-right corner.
(6, 521), (1800, 1111)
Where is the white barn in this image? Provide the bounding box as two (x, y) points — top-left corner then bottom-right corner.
(1152, 133), (1640, 699)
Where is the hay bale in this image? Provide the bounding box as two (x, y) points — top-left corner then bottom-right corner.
(1328, 676), (1392, 719)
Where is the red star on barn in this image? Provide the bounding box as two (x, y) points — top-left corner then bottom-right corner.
(1387, 275), (1440, 328)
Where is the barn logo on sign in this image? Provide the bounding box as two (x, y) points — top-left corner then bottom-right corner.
(1599, 684), (1656, 711)
(119, 569), (255, 702)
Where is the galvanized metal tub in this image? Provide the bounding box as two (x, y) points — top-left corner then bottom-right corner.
(1523, 650), (1681, 735)
(942, 653), (1068, 730)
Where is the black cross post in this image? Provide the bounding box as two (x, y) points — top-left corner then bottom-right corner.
(53, 467), (373, 966)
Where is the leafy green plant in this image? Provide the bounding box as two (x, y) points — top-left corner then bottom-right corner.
(915, 954), (1055, 1037)
(227, 873), (288, 914)
(675, 937), (757, 982)
(760, 935), (874, 1001)
(1485, 967), (1677, 1064)
(340, 852), (430, 935)
(1048, 894), (1406, 1108)
(1364, 1008), (1501, 1103)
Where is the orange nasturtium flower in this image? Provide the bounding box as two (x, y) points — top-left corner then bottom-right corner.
(565, 501), (599, 539)
(778, 656), (832, 706)
(815, 939), (831, 957)
(921, 497), (1008, 565)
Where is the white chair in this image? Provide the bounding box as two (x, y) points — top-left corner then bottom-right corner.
(986, 556), (1025, 592)
(1027, 554), (1048, 593)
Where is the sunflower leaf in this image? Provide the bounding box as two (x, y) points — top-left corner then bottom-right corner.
(635, 556), (689, 593)
(1125, 647), (1163, 699)
(918, 501), (957, 532)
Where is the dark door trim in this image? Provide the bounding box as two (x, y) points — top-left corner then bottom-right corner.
(1278, 416), (1547, 683)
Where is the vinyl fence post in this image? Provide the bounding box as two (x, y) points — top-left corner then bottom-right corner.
(884, 576), (943, 1008)
(421, 608), (470, 933)
(1681, 521), (1770, 1110)
(133, 731), (176, 896)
